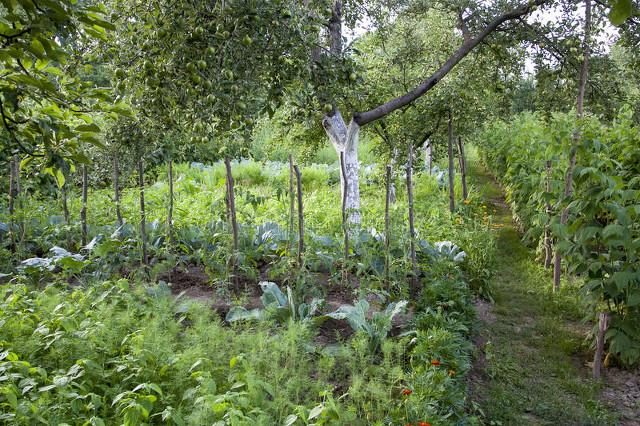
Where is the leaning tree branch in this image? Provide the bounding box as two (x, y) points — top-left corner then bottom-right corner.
(353, 0), (549, 126)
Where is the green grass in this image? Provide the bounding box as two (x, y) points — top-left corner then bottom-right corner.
(466, 146), (618, 425)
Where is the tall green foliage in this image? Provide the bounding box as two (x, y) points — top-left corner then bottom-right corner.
(478, 109), (640, 366)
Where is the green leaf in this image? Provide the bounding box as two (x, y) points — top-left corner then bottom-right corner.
(308, 404), (324, 421)
(609, 0), (633, 26)
(53, 168), (65, 188)
(602, 224), (624, 240)
(284, 414), (298, 426)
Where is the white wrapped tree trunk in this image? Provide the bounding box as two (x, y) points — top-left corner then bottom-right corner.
(323, 110), (361, 226)
(424, 139), (432, 174)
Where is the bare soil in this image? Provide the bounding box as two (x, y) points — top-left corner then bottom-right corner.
(602, 367), (640, 425)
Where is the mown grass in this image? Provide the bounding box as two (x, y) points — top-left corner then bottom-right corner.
(466, 146), (618, 425)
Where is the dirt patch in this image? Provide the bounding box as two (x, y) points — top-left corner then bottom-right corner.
(159, 265), (211, 293)
(601, 367), (640, 425)
(466, 299), (494, 409)
(475, 298), (497, 324)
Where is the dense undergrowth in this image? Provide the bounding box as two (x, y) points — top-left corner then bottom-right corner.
(0, 160), (495, 424)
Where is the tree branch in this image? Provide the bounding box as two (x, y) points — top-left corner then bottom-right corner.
(353, 0), (549, 126)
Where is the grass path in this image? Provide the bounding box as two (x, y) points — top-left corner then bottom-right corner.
(466, 150), (618, 425)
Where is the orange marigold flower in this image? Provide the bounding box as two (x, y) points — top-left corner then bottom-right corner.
(431, 359), (441, 366)
(419, 422), (431, 426)
(402, 388), (412, 396)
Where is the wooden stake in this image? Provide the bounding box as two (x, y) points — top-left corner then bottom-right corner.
(167, 159), (174, 244)
(81, 164), (88, 246)
(138, 160), (148, 266)
(544, 160), (553, 269)
(224, 157), (239, 286)
(113, 156), (123, 227)
(447, 111), (455, 213)
(294, 164), (304, 265)
(8, 158), (15, 252)
(593, 312), (610, 379)
(407, 144), (417, 285)
(457, 136), (468, 200)
(288, 154), (295, 257)
(385, 165), (392, 287)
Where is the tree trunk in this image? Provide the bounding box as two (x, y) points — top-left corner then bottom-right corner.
(288, 154), (295, 256)
(340, 152), (349, 275)
(593, 312), (610, 379)
(554, 0), (591, 291)
(406, 144), (417, 285)
(167, 159), (174, 244)
(113, 156), (123, 227)
(544, 160), (553, 269)
(61, 182), (70, 226)
(81, 164), (88, 246)
(224, 157), (239, 285)
(385, 165), (392, 287)
(294, 165), (304, 265)
(138, 160), (148, 266)
(323, 110), (361, 227)
(447, 112), (455, 213)
(424, 139), (433, 174)
(457, 136), (468, 200)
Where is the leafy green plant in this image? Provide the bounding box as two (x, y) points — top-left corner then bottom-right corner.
(325, 299), (408, 353)
(226, 282), (324, 324)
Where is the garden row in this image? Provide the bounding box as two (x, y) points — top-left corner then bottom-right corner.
(476, 109), (640, 368)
